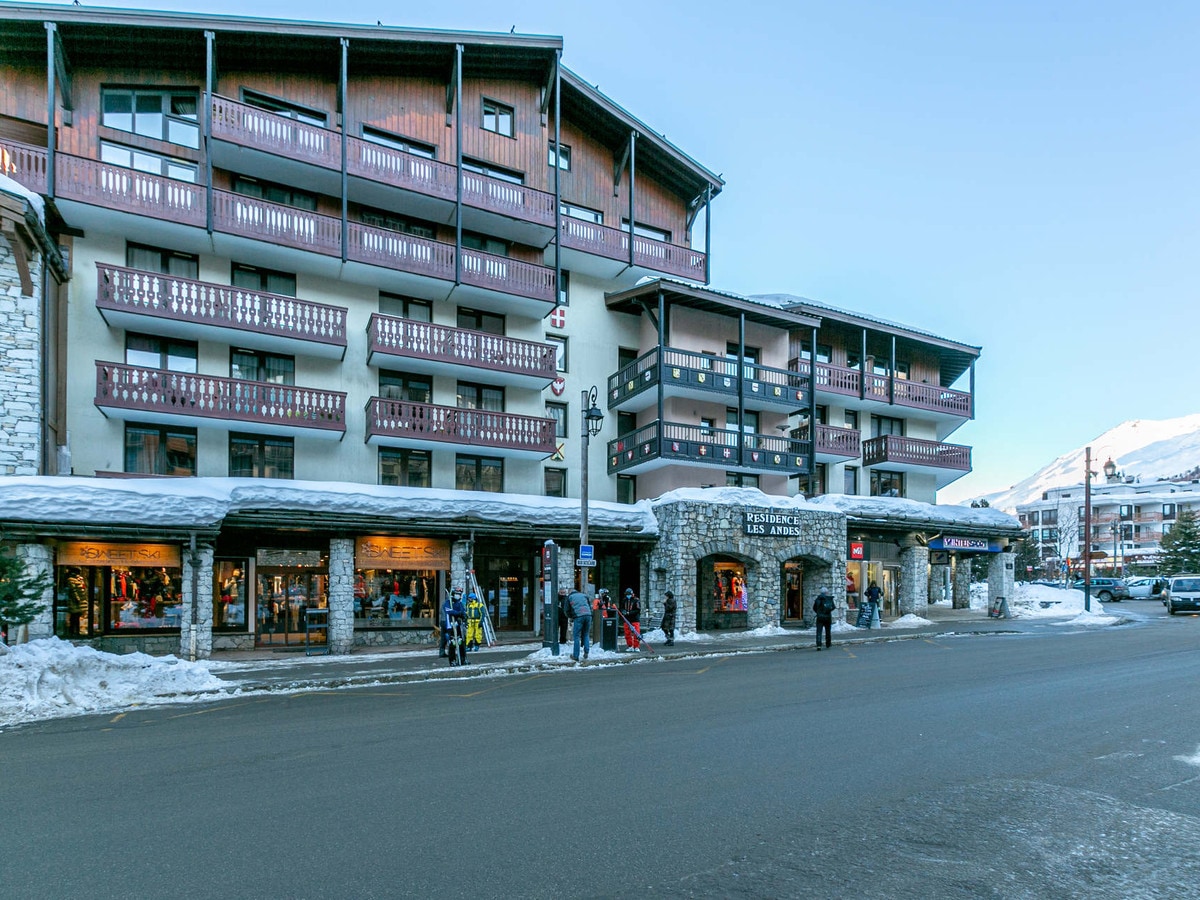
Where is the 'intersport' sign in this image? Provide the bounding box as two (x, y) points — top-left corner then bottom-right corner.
(744, 511), (804, 537)
(929, 536), (998, 553)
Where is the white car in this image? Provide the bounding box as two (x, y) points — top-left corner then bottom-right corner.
(1124, 577), (1160, 599)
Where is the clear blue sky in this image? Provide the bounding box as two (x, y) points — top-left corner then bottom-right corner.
(42, 0), (1200, 501)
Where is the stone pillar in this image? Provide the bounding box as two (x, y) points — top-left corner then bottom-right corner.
(328, 537), (354, 654)
(929, 564), (948, 604)
(12, 543), (54, 642)
(952, 555), (972, 609)
(898, 536), (929, 616)
(179, 544), (214, 660)
(988, 547), (1016, 617)
(0, 231), (44, 477)
(450, 540), (472, 595)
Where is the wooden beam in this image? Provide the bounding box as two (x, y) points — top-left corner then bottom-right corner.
(612, 140), (630, 196)
(445, 48), (458, 124)
(51, 25), (73, 113)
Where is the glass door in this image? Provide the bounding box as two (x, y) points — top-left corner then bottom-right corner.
(256, 570), (327, 647)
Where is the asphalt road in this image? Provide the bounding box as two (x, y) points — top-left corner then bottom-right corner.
(3, 603), (1199, 899)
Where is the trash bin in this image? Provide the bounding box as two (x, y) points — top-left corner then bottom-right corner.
(601, 608), (618, 652)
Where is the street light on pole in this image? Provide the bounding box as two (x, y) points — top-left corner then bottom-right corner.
(579, 385), (605, 566)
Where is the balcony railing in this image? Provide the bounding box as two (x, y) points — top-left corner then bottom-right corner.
(560, 216), (707, 282)
(365, 398), (556, 455)
(96, 263), (348, 351)
(607, 419), (810, 475)
(862, 434), (971, 471)
(211, 95), (556, 228)
(608, 346), (807, 410)
(0, 140), (48, 193)
(792, 358), (973, 418)
(60, 153), (206, 227)
(95, 362), (346, 435)
(793, 423), (861, 458)
(368, 314), (557, 381)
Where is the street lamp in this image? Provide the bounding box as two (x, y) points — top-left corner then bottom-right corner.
(1110, 521), (1120, 579)
(579, 385), (605, 553)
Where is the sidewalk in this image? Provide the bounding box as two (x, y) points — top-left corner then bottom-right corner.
(205, 604), (1028, 694)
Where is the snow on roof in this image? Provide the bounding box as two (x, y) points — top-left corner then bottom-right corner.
(0, 476), (658, 534)
(809, 494), (1022, 533)
(0, 172), (45, 225)
(652, 486), (826, 511)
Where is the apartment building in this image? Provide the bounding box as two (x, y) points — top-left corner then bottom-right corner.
(0, 4), (1018, 656)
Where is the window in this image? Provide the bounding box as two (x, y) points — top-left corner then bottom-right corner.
(231, 175), (316, 211)
(546, 402), (568, 439)
(548, 141), (571, 170)
(100, 141), (196, 182)
(379, 293), (432, 322)
(231, 263), (296, 297)
(617, 475), (636, 504)
(379, 448), (431, 487)
(1043, 527), (1059, 543)
(894, 360), (910, 380)
(870, 469), (904, 498)
(1041, 508), (1058, 526)
(362, 126), (435, 159)
(846, 352), (862, 371)
(102, 88), (199, 148)
(726, 343), (760, 380)
(844, 410), (859, 430)
(871, 415), (905, 438)
(125, 423), (196, 476)
(379, 371), (432, 404)
(1119, 505), (1133, 520)
(621, 219), (671, 242)
(558, 269), (571, 306)
(797, 343), (833, 363)
(544, 467), (567, 498)
(231, 349), (294, 385)
(457, 307), (505, 335)
(242, 90), (327, 126)
(457, 455), (503, 492)
(457, 382), (504, 412)
(844, 465), (859, 495)
(360, 208), (436, 239)
(811, 464), (826, 496)
(1030, 511), (1041, 525)
(481, 99), (514, 137)
(125, 333), (197, 372)
(561, 203), (602, 224)
(726, 472), (760, 489)
(461, 231), (510, 257)
(726, 408), (759, 447)
(546, 335), (568, 371)
(229, 433), (294, 479)
(462, 158), (524, 184)
(126, 242), (198, 279)
(1163, 503), (1177, 519)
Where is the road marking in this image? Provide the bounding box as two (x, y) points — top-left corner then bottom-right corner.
(446, 672), (551, 698)
(109, 713), (126, 724)
(166, 699), (271, 719)
(923, 638), (949, 648)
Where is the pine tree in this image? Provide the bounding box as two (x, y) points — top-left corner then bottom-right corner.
(1013, 536), (1042, 581)
(1157, 508), (1200, 576)
(0, 555), (51, 645)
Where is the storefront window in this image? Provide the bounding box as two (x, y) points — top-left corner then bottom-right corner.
(214, 559), (248, 630)
(55, 543), (183, 635)
(697, 555), (747, 630)
(355, 569), (440, 625)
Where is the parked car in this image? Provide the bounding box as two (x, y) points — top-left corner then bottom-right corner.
(1069, 577), (1130, 602)
(1162, 575), (1200, 615)
(1124, 577), (1165, 599)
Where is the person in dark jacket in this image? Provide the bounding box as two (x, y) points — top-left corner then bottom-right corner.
(565, 586), (592, 661)
(620, 587), (641, 651)
(813, 586), (835, 650)
(661, 590), (677, 646)
(865, 580), (882, 624)
(557, 587), (570, 645)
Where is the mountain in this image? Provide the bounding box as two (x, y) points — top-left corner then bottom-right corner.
(967, 414), (1200, 512)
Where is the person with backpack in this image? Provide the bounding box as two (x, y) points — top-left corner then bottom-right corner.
(813, 586), (835, 650)
(661, 590), (677, 646)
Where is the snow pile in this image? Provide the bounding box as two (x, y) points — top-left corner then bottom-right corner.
(0, 638), (227, 727)
(886, 613), (934, 629)
(964, 581), (1123, 622)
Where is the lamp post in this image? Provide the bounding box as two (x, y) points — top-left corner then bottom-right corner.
(579, 385), (605, 561)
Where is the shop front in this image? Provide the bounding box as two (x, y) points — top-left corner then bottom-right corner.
(353, 535), (449, 647)
(845, 539), (901, 619)
(254, 548), (328, 649)
(53, 540), (184, 654)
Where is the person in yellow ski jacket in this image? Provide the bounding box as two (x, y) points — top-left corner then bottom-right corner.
(465, 592), (485, 651)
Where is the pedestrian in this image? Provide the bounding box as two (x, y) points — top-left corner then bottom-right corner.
(865, 580), (882, 623)
(465, 591), (485, 651)
(440, 587), (463, 657)
(566, 585), (592, 661)
(620, 587), (641, 651)
(444, 589), (467, 666)
(813, 586), (835, 650)
(557, 587), (570, 645)
(661, 590), (677, 646)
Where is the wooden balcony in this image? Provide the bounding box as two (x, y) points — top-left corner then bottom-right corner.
(792, 423), (861, 461)
(367, 314), (557, 389)
(862, 434), (971, 487)
(95, 362), (346, 439)
(608, 346), (808, 414)
(96, 263), (348, 359)
(607, 420), (810, 476)
(792, 358), (973, 423)
(0, 139), (48, 193)
(365, 397), (556, 459)
(559, 216), (707, 283)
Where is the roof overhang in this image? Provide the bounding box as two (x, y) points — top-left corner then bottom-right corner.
(607, 278), (821, 330)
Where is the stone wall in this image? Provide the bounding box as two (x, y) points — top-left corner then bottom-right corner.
(179, 545), (214, 660)
(0, 231), (43, 476)
(328, 537), (354, 654)
(647, 498), (846, 632)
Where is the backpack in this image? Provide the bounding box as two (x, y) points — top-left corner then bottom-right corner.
(818, 595), (835, 614)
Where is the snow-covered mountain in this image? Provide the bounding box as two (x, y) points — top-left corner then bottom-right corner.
(969, 414), (1200, 512)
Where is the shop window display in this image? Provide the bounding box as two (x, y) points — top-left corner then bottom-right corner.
(354, 569), (439, 626)
(697, 556), (748, 630)
(214, 560), (248, 629)
(55, 564), (183, 634)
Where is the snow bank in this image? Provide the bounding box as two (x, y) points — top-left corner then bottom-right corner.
(885, 613), (934, 629)
(966, 581), (1122, 622)
(0, 638), (227, 728)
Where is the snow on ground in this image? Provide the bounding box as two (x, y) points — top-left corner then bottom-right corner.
(886, 613), (934, 629)
(0, 638), (227, 728)
(967, 581), (1122, 623)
